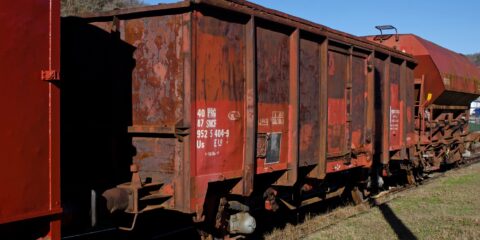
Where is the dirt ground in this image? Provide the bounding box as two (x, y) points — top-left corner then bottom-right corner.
(265, 162), (480, 240)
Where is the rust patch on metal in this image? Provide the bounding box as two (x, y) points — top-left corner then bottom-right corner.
(194, 10), (246, 176)
(327, 50), (348, 156)
(351, 55), (367, 150)
(255, 24), (291, 173)
(125, 15), (185, 127)
(299, 37), (321, 166)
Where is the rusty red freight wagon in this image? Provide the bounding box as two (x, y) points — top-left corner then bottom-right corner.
(61, 0), (415, 236)
(0, 0), (61, 239)
(366, 33), (480, 172)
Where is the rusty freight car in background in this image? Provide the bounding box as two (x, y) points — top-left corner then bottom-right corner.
(60, 0), (415, 237)
(0, 0), (61, 239)
(366, 31), (480, 176)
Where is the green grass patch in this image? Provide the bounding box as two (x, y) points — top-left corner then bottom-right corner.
(443, 174), (479, 186)
(469, 123), (480, 132)
(302, 163), (480, 240)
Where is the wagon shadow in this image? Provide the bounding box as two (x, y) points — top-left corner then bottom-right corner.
(61, 16), (136, 236)
(378, 203), (417, 240)
(60, 15), (205, 240)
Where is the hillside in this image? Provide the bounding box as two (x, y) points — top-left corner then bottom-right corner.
(61, 0), (144, 16)
(467, 53), (480, 68)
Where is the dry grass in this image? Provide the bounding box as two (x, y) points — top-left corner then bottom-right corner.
(264, 203), (369, 240)
(265, 163), (480, 240)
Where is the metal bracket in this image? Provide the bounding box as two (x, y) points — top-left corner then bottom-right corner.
(41, 70), (59, 81)
(111, 16), (120, 33)
(118, 213), (139, 231)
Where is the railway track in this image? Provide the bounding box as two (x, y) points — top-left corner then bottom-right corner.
(263, 154), (480, 240)
(62, 155), (480, 240)
(371, 154), (480, 206)
(281, 155), (480, 240)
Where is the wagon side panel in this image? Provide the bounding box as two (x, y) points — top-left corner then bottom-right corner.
(351, 53), (368, 151)
(193, 10), (246, 177)
(255, 23), (291, 173)
(327, 49), (348, 157)
(299, 36), (322, 167)
(389, 59), (403, 150)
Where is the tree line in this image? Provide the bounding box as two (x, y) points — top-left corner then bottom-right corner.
(466, 53), (480, 68)
(61, 0), (144, 16)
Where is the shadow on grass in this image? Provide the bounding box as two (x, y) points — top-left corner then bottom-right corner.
(378, 203), (417, 240)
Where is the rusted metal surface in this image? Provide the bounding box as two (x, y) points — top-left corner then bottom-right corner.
(132, 138), (176, 184)
(375, 54), (390, 164)
(194, 9), (246, 176)
(242, 16), (256, 196)
(327, 47), (348, 157)
(193, 0), (413, 61)
(315, 40), (329, 179)
(299, 36), (322, 167)
(126, 15), (185, 128)
(191, 7), (248, 214)
(0, 0), (61, 238)
(365, 34), (480, 106)
(68, 0), (417, 222)
(366, 33), (478, 169)
(416, 36), (480, 103)
(117, 12), (189, 211)
(178, 11), (193, 213)
(83, 0), (413, 61)
(255, 23), (290, 173)
(389, 59), (402, 150)
(351, 50), (368, 153)
(371, 52), (416, 164)
(284, 28), (300, 185)
(406, 63), (416, 147)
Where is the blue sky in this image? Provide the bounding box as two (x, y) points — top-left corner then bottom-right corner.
(144, 0), (479, 54)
